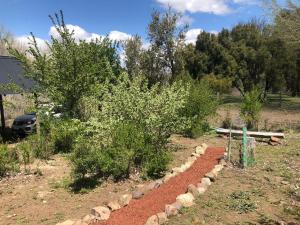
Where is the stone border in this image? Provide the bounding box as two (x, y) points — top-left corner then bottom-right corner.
(56, 143), (218, 225)
(144, 144), (227, 225)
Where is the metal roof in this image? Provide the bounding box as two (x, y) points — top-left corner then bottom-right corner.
(0, 56), (35, 94)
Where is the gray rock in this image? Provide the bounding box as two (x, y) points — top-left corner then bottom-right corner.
(118, 194), (132, 207)
(219, 158), (227, 166)
(188, 184), (200, 197)
(91, 206), (110, 220)
(107, 201), (121, 211)
(157, 212), (168, 224)
(82, 214), (96, 223)
(165, 204), (179, 217)
(132, 190), (144, 199)
(196, 186), (207, 195)
(201, 177), (212, 187)
(145, 215), (159, 225)
(214, 164), (223, 172)
(205, 171), (216, 182)
(176, 193), (195, 207)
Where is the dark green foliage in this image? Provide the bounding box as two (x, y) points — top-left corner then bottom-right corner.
(182, 79), (218, 137)
(0, 145), (19, 177)
(183, 18), (300, 97)
(71, 122), (171, 181)
(50, 119), (81, 154)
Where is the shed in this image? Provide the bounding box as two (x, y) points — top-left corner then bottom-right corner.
(0, 56), (35, 132)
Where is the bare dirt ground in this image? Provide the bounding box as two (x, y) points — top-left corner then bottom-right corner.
(0, 135), (224, 225)
(166, 134), (300, 225)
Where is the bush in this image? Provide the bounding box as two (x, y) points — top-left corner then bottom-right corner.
(50, 119), (81, 154)
(0, 145), (19, 177)
(182, 80), (218, 137)
(27, 135), (54, 160)
(240, 88), (263, 129)
(18, 141), (33, 173)
(71, 122), (171, 180)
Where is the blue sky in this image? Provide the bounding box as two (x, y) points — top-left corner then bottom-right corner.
(0, 0), (266, 46)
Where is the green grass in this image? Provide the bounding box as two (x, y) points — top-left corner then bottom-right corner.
(222, 93), (300, 111)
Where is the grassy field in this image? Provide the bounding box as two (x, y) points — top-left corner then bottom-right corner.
(216, 94), (300, 132)
(166, 133), (300, 225)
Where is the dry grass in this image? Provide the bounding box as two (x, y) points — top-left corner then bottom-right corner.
(166, 134), (300, 225)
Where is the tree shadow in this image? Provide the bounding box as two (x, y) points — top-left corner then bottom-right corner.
(69, 176), (102, 194)
(265, 95), (300, 111)
(222, 95), (242, 105)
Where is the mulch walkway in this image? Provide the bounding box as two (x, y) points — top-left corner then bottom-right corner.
(93, 147), (225, 225)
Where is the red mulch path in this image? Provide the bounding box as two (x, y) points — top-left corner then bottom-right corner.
(92, 147), (225, 225)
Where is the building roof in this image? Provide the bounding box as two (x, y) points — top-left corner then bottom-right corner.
(0, 56), (35, 94)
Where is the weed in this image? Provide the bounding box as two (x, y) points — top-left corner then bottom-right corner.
(257, 215), (280, 225)
(227, 191), (257, 214)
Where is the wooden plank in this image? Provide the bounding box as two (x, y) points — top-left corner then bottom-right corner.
(216, 128), (285, 138)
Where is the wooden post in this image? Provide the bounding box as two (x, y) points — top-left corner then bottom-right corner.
(228, 124), (232, 162)
(242, 127), (248, 168)
(0, 94), (5, 134)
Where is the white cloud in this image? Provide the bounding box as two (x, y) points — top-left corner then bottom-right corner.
(15, 35), (49, 51)
(185, 28), (218, 44)
(49, 24), (103, 42)
(185, 28), (203, 44)
(48, 24), (132, 43)
(156, 0), (232, 15)
(108, 31), (132, 42)
(156, 0), (259, 15)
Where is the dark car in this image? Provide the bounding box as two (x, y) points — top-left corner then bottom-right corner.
(12, 113), (37, 135)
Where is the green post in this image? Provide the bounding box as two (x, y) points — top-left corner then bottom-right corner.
(242, 127), (248, 168)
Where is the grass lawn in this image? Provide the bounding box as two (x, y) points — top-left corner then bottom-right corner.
(166, 133), (300, 225)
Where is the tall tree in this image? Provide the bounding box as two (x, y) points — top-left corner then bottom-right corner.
(229, 21), (271, 96)
(9, 11), (121, 118)
(124, 35), (143, 78)
(147, 8), (187, 83)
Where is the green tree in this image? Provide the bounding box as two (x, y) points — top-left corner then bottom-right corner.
(124, 35), (143, 78)
(9, 11), (121, 119)
(240, 88), (263, 130)
(147, 8), (187, 83)
(229, 21), (271, 96)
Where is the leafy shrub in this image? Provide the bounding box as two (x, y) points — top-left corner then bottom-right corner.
(70, 74), (187, 181)
(50, 119), (81, 154)
(70, 139), (99, 180)
(182, 80), (218, 137)
(0, 145), (19, 177)
(240, 88), (263, 129)
(27, 135), (54, 160)
(202, 73), (232, 95)
(143, 150), (170, 178)
(18, 141), (33, 173)
(71, 121), (171, 181)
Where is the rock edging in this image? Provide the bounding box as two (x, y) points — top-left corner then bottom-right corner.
(144, 143), (227, 225)
(56, 143), (221, 225)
